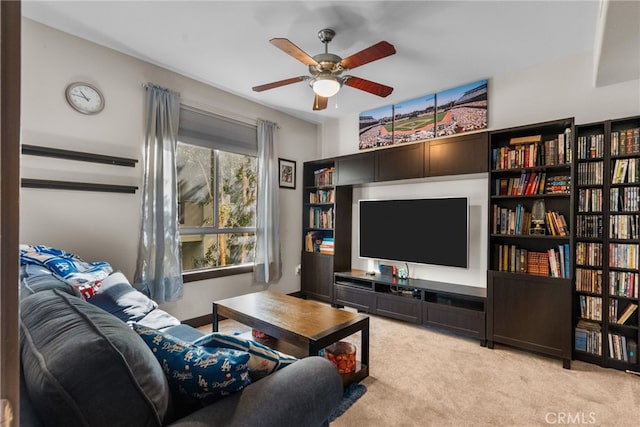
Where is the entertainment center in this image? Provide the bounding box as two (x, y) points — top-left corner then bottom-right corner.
(302, 115), (640, 373)
(334, 270), (486, 344)
(301, 131), (488, 342)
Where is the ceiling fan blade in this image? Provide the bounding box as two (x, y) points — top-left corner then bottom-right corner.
(313, 95), (328, 111)
(340, 41), (396, 70)
(270, 38), (318, 66)
(344, 76), (394, 97)
(252, 76), (306, 92)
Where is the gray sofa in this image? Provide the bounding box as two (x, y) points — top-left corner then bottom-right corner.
(19, 267), (343, 426)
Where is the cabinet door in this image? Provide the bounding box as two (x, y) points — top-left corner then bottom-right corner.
(488, 271), (572, 365)
(301, 251), (334, 303)
(426, 132), (488, 177)
(375, 293), (421, 323)
(336, 152), (374, 185)
(375, 143), (424, 182)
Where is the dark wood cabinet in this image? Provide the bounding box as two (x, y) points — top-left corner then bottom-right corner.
(334, 270), (486, 343)
(300, 251), (334, 302)
(335, 152), (374, 185)
(374, 143), (424, 182)
(426, 131), (488, 177)
(488, 271), (572, 367)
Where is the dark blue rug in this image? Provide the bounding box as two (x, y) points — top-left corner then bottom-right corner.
(329, 383), (367, 422)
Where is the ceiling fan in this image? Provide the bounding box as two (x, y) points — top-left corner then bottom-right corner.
(252, 28), (396, 111)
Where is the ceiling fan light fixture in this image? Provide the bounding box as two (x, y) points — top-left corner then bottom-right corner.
(312, 75), (341, 97)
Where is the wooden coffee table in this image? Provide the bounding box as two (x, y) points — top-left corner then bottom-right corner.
(212, 290), (369, 384)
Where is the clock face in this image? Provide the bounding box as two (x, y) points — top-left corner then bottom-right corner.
(65, 82), (105, 114)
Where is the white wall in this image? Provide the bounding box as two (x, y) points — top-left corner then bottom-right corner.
(321, 51), (640, 288)
(20, 19), (318, 320)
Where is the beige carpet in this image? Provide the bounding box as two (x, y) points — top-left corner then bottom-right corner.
(211, 311), (640, 426)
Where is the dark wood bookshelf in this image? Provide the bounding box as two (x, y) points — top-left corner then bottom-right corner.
(573, 115), (640, 370)
(301, 159), (352, 303)
(487, 118), (575, 369)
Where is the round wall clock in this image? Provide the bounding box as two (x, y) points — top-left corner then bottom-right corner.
(65, 82), (105, 115)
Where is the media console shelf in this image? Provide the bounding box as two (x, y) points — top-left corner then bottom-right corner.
(334, 270), (486, 344)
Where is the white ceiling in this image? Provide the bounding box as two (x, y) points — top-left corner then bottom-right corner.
(22, 1), (626, 124)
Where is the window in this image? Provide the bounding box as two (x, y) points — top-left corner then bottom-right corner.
(177, 106), (258, 278)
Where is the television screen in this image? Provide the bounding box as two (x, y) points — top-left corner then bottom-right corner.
(359, 197), (468, 268)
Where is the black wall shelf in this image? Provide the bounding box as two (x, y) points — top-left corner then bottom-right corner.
(22, 144), (138, 167)
(21, 179), (138, 194)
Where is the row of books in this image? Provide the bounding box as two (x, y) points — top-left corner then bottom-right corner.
(576, 214), (603, 238)
(494, 173), (571, 196)
(611, 127), (640, 156)
(609, 214), (639, 240)
(610, 187), (640, 212)
(495, 171), (546, 196)
(576, 161), (603, 185)
(545, 211), (569, 236)
(313, 167), (335, 187)
(577, 134), (605, 160)
(575, 321), (601, 355)
(611, 158), (640, 184)
(577, 188), (603, 213)
(608, 333), (637, 363)
(576, 128), (640, 159)
(576, 242), (603, 267)
(609, 271), (639, 298)
(492, 204), (531, 235)
(576, 269), (639, 298)
(609, 243), (638, 269)
(493, 130), (572, 170)
(609, 300), (638, 325)
(575, 268), (603, 293)
(579, 295), (602, 321)
(309, 188), (334, 204)
(308, 207), (333, 229)
(494, 244), (570, 278)
(304, 232), (334, 254)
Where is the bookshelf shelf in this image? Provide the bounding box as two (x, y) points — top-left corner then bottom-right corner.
(487, 118), (575, 368)
(572, 115), (640, 369)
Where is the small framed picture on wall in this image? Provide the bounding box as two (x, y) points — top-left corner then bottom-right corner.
(278, 158), (296, 189)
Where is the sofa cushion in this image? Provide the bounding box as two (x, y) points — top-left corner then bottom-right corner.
(193, 333), (298, 380)
(134, 324), (251, 405)
(20, 290), (170, 427)
(19, 264), (81, 299)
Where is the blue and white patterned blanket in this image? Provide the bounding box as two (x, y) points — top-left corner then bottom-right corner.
(19, 244), (113, 298)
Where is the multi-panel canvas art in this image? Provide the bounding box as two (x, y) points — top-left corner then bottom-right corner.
(358, 105), (394, 149)
(392, 94), (436, 145)
(434, 80), (488, 137)
(359, 79), (487, 150)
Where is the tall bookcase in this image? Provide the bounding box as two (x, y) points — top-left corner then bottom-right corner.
(487, 118), (575, 369)
(573, 115), (640, 370)
(301, 159), (352, 303)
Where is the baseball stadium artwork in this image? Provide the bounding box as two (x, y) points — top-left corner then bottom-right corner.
(358, 79), (487, 150)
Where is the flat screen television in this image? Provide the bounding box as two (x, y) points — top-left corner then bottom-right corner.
(359, 197), (469, 268)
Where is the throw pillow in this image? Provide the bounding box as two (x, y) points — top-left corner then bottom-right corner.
(193, 333), (298, 380)
(133, 324), (251, 405)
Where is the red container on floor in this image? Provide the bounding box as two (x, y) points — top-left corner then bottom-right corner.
(324, 341), (356, 374)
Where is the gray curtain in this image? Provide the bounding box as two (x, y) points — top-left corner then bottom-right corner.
(134, 84), (183, 303)
(254, 119), (282, 283)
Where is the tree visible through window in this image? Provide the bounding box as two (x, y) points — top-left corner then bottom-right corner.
(177, 141), (257, 272)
